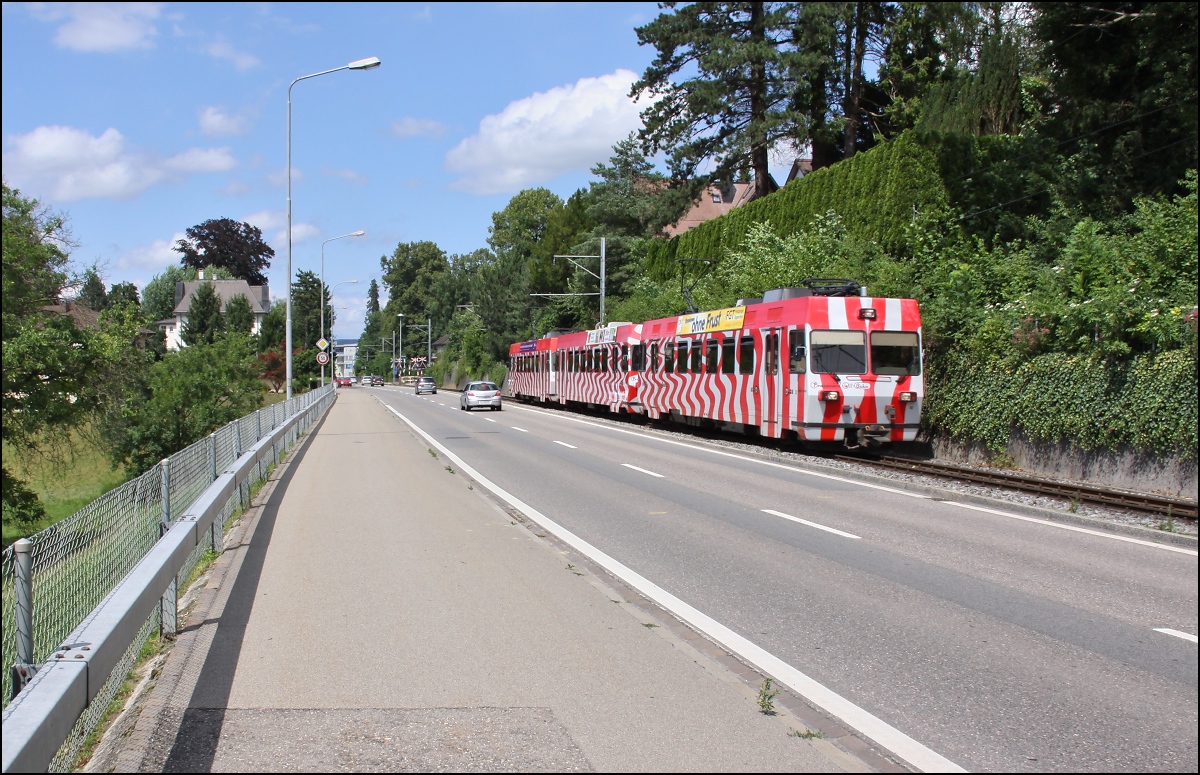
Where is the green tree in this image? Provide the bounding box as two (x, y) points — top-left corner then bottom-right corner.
(107, 281), (140, 309)
(224, 293), (255, 337)
(290, 269), (331, 349)
(141, 265), (195, 322)
(634, 2), (801, 199)
(78, 266), (108, 311)
(173, 218), (274, 285)
(367, 278), (381, 313)
(100, 338), (264, 472)
(182, 282), (225, 346)
(257, 300), (286, 351)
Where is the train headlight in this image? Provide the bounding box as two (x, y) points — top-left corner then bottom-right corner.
(898, 391), (917, 403)
(820, 390), (841, 402)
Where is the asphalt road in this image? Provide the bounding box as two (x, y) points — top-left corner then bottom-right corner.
(365, 384), (1198, 773)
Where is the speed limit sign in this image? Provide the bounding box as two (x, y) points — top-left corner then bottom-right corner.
(316, 351), (330, 365)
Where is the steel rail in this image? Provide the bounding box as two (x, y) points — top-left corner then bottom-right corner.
(838, 456), (1197, 519)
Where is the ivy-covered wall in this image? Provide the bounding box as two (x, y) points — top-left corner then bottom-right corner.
(926, 349), (1197, 458)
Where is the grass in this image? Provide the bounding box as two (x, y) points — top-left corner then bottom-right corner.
(2, 424), (129, 545)
(788, 727), (826, 740)
(73, 632), (165, 770)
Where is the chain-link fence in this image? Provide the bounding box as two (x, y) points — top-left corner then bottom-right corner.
(2, 384), (334, 771)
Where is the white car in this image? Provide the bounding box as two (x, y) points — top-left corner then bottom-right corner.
(460, 381), (502, 411)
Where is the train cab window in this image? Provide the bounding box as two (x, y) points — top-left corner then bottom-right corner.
(691, 340), (703, 373)
(631, 344), (644, 371)
(788, 331), (806, 373)
(676, 341), (688, 373)
(810, 330), (866, 375)
(705, 338), (719, 373)
(721, 336), (736, 374)
(739, 336), (755, 374)
(871, 332), (922, 376)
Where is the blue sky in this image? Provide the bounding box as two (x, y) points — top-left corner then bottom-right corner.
(2, 2), (677, 340)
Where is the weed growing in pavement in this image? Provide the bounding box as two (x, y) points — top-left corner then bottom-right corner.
(642, 622), (658, 628)
(1068, 497), (1080, 513)
(444, 466), (455, 474)
(757, 678), (779, 714)
(789, 728), (825, 739)
(1157, 506), (1175, 532)
(428, 448), (437, 458)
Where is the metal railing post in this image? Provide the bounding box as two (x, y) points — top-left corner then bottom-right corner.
(159, 458), (177, 637)
(10, 538), (36, 700)
(256, 409), (262, 441)
(208, 433), (219, 553)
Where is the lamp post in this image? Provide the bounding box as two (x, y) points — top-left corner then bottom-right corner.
(286, 56), (381, 400)
(322, 278), (359, 385)
(320, 228), (365, 386)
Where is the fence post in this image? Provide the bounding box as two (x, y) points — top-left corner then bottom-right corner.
(232, 420), (244, 509)
(159, 458), (177, 638)
(10, 538), (36, 699)
(256, 409), (262, 442)
(208, 432), (219, 553)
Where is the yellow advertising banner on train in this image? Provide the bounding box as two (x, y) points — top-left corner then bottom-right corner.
(675, 306), (746, 335)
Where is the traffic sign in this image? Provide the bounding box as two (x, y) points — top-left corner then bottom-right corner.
(316, 338), (329, 351)
(316, 351), (330, 365)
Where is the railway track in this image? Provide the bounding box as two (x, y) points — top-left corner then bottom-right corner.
(838, 455), (1198, 520)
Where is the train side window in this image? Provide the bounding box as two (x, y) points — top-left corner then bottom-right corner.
(649, 342), (658, 372)
(691, 339), (703, 373)
(631, 344), (644, 371)
(706, 337), (719, 372)
(664, 341), (674, 372)
(676, 341), (688, 373)
(721, 336), (736, 374)
(620, 344), (629, 371)
(739, 336), (755, 374)
(788, 331), (806, 373)
(810, 330), (866, 374)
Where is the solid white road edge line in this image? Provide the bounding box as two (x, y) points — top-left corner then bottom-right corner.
(554, 441), (577, 449)
(944, 502), (1198, 556)
(1153, 628), (1199, 643)
(512, 404), (927, 498)
(622, 463), (665, 478)
(380, 400), (965, 774)
(763, 509), (861, 539)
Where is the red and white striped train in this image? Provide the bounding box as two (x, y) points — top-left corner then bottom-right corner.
(505, 280), (924, 449)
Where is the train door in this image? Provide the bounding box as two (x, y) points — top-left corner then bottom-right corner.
(548, 350), (557, 397)
(786, 328), (807, 437)
(761, 329), (782, 437)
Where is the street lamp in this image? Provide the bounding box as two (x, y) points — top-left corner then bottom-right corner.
(322, 278), (359, 385)
(286, 56), (381, 400)
(319, 229), (365, 386)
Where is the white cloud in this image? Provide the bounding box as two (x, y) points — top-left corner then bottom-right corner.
(206, 39), (259, 70)
(2, 125), (236, 201)
(199, 106), (250, 137)
(445, 70), (646, 195)
(324, 167), (369, 185)
(391, 118), (446, 139)
(242, 209), (319, 245)
(30, 2), (164, 53)
(266, 166), (303, 187)
(116, 231), (185, 272)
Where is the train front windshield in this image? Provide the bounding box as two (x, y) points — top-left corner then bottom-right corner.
(870, 332), (922, 376)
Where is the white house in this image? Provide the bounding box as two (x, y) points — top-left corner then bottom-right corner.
(334, 339), (358, 378)
(158, 275), (271, 351)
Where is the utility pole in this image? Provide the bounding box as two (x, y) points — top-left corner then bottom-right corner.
(539, 237), (606, 326)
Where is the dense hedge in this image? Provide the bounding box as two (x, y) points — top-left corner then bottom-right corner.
(926, 349), (1198, 458)
(647, 131), (949, 275)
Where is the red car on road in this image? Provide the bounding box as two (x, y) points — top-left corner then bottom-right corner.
(336, 377), (353, 387)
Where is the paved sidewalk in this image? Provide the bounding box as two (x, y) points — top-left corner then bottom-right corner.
(103, 389), (864, 772)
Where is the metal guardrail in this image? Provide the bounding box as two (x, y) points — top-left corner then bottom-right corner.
(2, 385), (334, 773)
